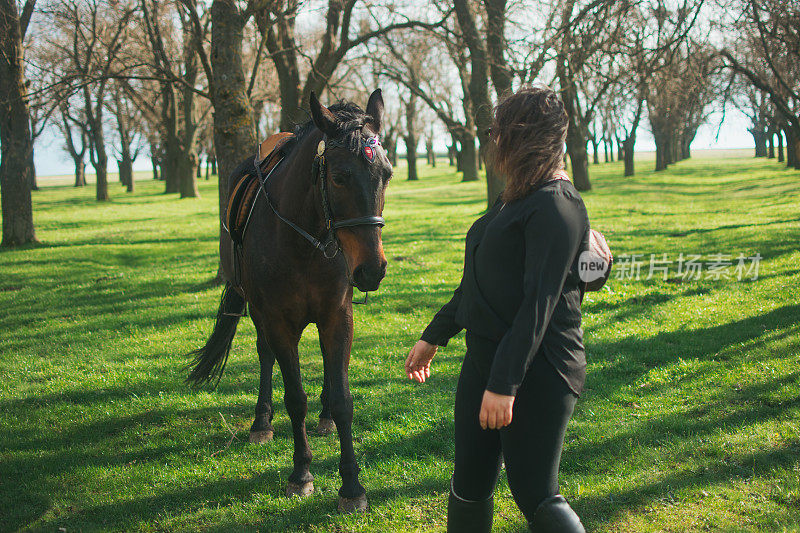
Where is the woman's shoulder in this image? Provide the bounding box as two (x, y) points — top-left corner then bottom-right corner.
(519, 178), (586, 214)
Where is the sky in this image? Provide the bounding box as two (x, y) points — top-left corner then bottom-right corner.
(34, 104), (756, 177)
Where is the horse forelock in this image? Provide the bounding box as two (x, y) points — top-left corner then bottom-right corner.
(293, 100), (376, 154)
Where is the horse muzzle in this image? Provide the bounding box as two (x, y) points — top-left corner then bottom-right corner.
(352, 259), (387, 292)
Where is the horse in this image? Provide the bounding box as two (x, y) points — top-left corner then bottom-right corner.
(186, 89), (391, 512)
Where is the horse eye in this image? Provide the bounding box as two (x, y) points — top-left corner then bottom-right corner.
(332, 169), (350, 185)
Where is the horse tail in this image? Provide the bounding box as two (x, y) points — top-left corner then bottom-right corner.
(186, 283), (246, 389)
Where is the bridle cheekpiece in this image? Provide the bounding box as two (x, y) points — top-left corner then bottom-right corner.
(256, 132), (386, 261)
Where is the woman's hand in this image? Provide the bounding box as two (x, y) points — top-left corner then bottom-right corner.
(404, 340), (437, 383)
(479, 390), (515, 429)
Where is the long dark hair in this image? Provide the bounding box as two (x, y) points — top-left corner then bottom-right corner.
(487, 86), (569, 202)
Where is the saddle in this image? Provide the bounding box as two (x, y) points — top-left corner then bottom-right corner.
(225, 131), (295, 245)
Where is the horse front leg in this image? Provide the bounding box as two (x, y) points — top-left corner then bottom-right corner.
(269, 326), (314, 498)
(319, 308), (367, 512)
(316, 338), (336, 436)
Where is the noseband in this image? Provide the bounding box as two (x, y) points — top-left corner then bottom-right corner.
(254, 133), (386, 260)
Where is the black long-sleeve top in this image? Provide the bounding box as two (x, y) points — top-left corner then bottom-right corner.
(421, 179), (590, 396)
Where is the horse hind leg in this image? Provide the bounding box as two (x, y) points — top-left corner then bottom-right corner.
(250, 332), (276, 444)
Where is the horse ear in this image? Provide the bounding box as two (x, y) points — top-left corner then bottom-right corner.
(309, 91), (338, 137)
(366, 88), (384, 133)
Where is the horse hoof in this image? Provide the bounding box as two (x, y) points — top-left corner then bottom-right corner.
(286, 481), (314, 498)
(316, 418), (336, 435)
(249, 429), (273, 444)
(338, 494), (368, 513)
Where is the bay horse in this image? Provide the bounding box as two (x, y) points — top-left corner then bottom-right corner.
(187, 89), (391, 512)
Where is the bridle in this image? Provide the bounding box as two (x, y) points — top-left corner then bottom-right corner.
(254, 133), (386, 261)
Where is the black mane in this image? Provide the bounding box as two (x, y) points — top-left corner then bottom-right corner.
(293, 100), (372, 153)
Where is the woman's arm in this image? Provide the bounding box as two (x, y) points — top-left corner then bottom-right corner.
(486, 193), (585, 397)
(405, 282), (464, 383)
(420, 282), (464, 347)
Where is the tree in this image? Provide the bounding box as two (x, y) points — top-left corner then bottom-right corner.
(648, 42), (720, 171)
(0, 0), (37, 246)
(140, 0), (207, 198)
(453, 0), (499, 204)
(722, 0), (800, 169)
(374, 24), (480, 182)
(50, 0), (135, 201)
(109, 84), (145, 192)
(58, 100), (89, 187)
(402, 90), (420, 181)
(736, 87), (772, 157)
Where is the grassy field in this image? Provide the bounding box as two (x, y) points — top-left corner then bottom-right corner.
(1, 153), (799, 532)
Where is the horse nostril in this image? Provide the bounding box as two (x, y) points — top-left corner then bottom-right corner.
(353, 265), (365, 284)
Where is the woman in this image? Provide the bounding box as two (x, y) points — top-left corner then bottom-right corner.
(405, 87), (595, 533)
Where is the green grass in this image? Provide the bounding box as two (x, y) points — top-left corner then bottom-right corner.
(1, 154), (799, 532)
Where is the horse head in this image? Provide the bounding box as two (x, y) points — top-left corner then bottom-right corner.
(310, 89), (391, 292)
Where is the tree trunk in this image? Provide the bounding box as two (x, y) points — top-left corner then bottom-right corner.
(404, 135), (418, 181)
(670, 131), (680, 163)
(795, 138), (800, 170)
(448, 141), (457, 167)
(777, 129), (784, 162)
(211, 0), (259, 280)
(767, 133), (775, 158)
(178, 46), (201, 199)
(205, 157), (210, 180)
(453, 0), (498, 207)
(785, 127), (797, 168)
(94, 155), (109, 201)
(559, 68), (591, 190)
(74, 159), (86, 187)
(119, 142), (134, 192)
(617, 137), (624, 161)
(566, 128), (591, 191)
(28, 148), (38, 191)
(751, 130), (768, 157)
(653, 127), (670, 172)
(426, 138), (435, 167)
(151, 153), (159, 180)
(623, 135), (636, 177)
(0, 0), (37, 245)
(163, 131), (180, 193)
(179, 151), (200, 198)
(592, 138), (600, 164)
(210, 155), (217, 175)
(452, 131), (462, 171)
(404, 96), (419, 181)
(459, 132), (479, 182)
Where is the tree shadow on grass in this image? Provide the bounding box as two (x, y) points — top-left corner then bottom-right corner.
(571, 303), (800, 528)
(3, 393), (455, 532)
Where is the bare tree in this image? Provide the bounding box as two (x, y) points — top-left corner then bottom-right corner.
(722, 0), (800, 169)
(48, 0), (135, 201)
(58, 99), (88, 187)
(374, 22), (480, 182)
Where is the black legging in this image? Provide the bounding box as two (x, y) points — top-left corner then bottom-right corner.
(452, 331), (578, 521)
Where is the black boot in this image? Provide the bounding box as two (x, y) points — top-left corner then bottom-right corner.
(528, 495), (585, 533)
(447, 482), (493, 533)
